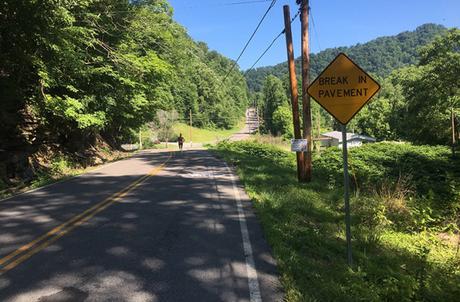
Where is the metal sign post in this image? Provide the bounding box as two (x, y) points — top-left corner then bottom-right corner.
(341, 124), (353, 266)
(307, 52), (381, 267)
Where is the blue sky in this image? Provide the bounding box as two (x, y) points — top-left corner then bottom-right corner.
(168, 0), (460, 70)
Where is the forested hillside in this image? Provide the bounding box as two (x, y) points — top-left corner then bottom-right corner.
(0, 0), (248, 184)
(255, 27), (459, 149)
(246, 23), (447, 93)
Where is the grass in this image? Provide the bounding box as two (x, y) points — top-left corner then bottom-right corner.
(249, 133), (291, 151)
(173, 120), (245, 143)
(212, 141), (460, 302)
(136, 119), (245, 147)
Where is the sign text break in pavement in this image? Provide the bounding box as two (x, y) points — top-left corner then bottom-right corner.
(307, 53), (380, 125)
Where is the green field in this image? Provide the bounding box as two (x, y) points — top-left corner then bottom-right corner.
(213, 141), (460, 302)
(172, 121), (245, 143)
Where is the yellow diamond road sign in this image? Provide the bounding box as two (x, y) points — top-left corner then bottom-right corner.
(307, 53), (380, 125)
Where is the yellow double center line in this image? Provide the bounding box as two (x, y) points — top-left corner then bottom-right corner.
(0, 152), (172, 275)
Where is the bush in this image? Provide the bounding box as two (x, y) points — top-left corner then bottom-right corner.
(212, 141), (460, 301)
(49, 156), (75, 176)
(272, 105), (294, 139)
(216, 140), (293, 164)
(315, 142), (460, 224)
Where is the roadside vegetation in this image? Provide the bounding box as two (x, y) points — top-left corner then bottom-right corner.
(173, 121), (245, 143)
(213, 140), (460, 301)
(254, 28), (459, 151)
(0, 144), (132, 199)
(0, 116), (247, 197)
(1, 0), (248, 188)
(132, 118), (245, 149)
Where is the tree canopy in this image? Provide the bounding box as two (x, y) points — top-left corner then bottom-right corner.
(0, 0), (248, 180)
(1, 0), (248, 136)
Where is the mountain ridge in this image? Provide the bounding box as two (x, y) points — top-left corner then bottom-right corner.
(245, 23), (448, 93)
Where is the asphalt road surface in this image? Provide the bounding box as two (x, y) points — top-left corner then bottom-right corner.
(0, 149), (282, 301)
(229, 108), (259, 142)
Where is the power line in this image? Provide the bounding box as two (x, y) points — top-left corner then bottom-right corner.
(216, 9), (301, 97)
(213, 7), (302, 116)
(140, 4), (301, 108)
(224, 0), (272, 5)
(184, 0), (272, 7)
(310, 6), (322, 53)
(244, 8), (301, 74)
(220, 0), (277, 87)
(244, 32), (284, 74)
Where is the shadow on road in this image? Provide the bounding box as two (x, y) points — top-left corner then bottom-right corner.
(0, 150), (281, 301)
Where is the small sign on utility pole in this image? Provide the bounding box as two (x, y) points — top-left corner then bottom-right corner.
(307, 53), (380, 267)
(291, 139), (308, 152)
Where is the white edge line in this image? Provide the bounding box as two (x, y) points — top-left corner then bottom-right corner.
(0, 149), (159, 203)
(223, 162), (262, 302)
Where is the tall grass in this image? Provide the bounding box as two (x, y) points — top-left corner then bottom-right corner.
(213, 140), (460, 301)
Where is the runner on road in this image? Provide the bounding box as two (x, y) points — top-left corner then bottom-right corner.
(178, 133), (185, 151)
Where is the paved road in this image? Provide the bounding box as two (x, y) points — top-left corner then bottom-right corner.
(0, 149), (282, 301)
(229, 108), (259, 142)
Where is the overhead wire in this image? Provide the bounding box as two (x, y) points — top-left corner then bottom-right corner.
(153, 3), (303, 125)
(219, 0), (277, 87)
(211, 6), (301, 120)
(224, 0), (272, 5)
(244, 8), (301, 75)
(309, 5), (322, 53)
(184, 0), (272, 8)
(150, 3), (301, 107)
(211, 6), (302, 113)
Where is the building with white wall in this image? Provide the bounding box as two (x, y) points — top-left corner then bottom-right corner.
(320, 131), (376, 148)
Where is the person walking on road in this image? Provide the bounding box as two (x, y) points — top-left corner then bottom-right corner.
(178, 133), (185, 151)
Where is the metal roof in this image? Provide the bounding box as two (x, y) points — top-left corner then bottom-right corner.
(321, 131), (376, 143)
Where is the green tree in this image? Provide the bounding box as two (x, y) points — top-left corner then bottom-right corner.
(354, 77), (403, 140)
(155, 109), (178, 142)
(261, 75), (289, 133)
(272, 105), (293, 139)
(0, 0), (249, 182)
(392, 29), (460, 147)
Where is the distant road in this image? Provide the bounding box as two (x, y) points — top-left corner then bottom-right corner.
(0, 145), (281, 301)
(229, 107), (259, 141)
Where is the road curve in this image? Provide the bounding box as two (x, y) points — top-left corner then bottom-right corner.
(0, 149), (282, 302)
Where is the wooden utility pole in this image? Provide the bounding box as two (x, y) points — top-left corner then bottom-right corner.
(452, 107), (456, 157)
(300, 0), (312, 182)
(139, 129), (142, 150)
(189, 109), (193, 148)
(283, 5), (304, 181)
